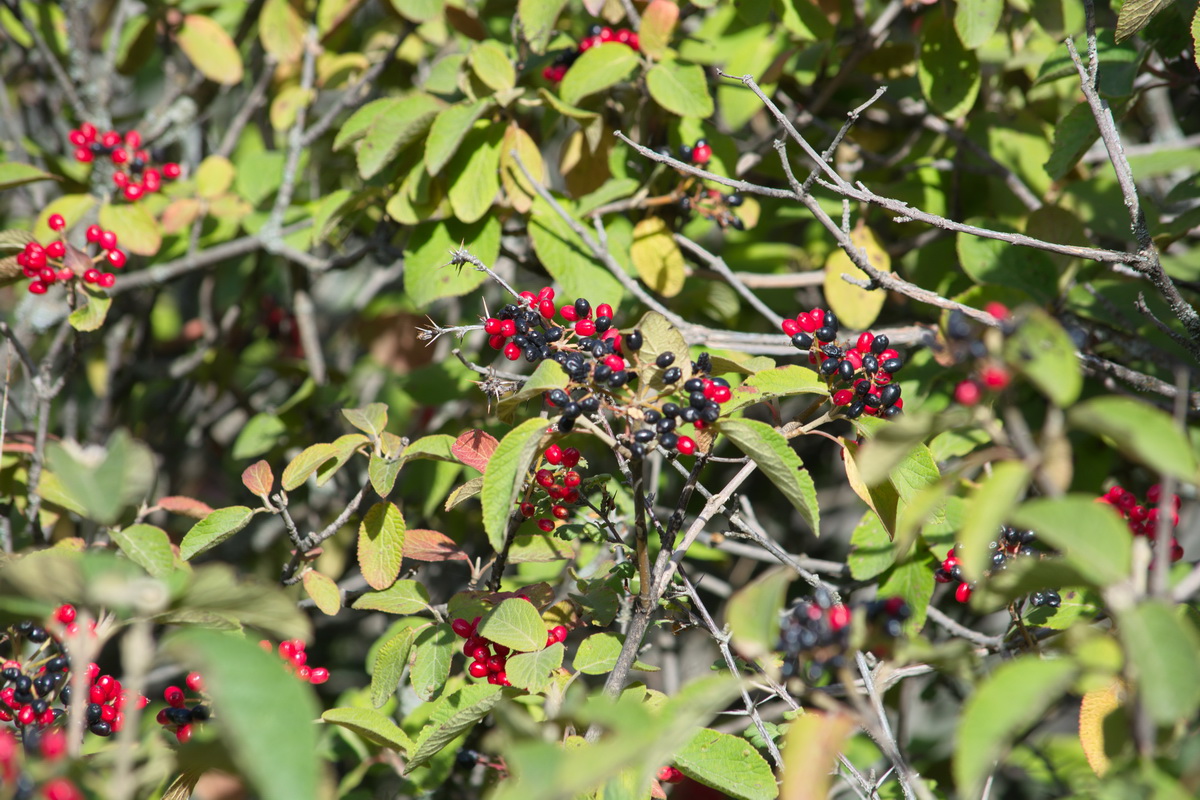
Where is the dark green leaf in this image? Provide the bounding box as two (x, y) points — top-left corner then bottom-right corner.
(645, 61), (714, 118)
(371, 627), (416, 708)
(718, 419), (819, 537)
(559, 44), (640, 107)
(918, 9), (981, 120)
(410, 623), (456, 701)
(322, 706), (413, 751)
(407, 684), (507, 771)
(1003, 308), (1081, 407)
(1068, 396), (1198, 483)
(111, 524), (179, 579)
(1118, 601), (1200, 723)
(1011, 496), (1131, 586)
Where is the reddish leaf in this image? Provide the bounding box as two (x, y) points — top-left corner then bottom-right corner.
(404, 529), (470, 562)
(242, 460), (275, 498)
(451, 429), (500, 473)
(157, 496), (214, 519)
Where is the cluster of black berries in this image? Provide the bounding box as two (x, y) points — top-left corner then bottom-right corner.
(781, 308), (904, 419)
(542, 25), (640, 83)
(936, 528), (1060, 607)
(678, 187), (745, 230)
(777, 591), (910, 682)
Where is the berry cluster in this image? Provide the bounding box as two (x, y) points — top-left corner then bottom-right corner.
(0, 724), (80, 800)
(1, 606), (147, 743)
(155, 672), (211, 744)
(259, 638), (331, 684)
(676, 139), (712, 166)
(935, 528), (1060, 606)
(542, 25), (640, 83)
(1098, 485), (1184, 562)
(777, 592), (910, 682)
(678, 187), (744, 231)
(17, 215), (128, 294)
(781, 309), (905, 419)
(68, 124), (182, 202)
(451, 613), (568, 687)
(944, 304), (1015, 406)
(523, 444), (585, 533)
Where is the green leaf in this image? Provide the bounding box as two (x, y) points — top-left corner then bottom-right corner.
(518, 0), (568, 53)
(481, 418), (550, 552)
(560, 44), (640, 107)
(958, 461), (1032, 581)
(574, 632), (624, 675)
(42, 432), (153, 526)
(1118, 601), (1200, 723)
(1003, 308), (1081, 407)
(322, 706), (413, 751)
(674, 728), (778, 800)
(0, 162), (57, 190)
(726, 568), (792, 661)
(302, 569), (341, 616)
(343, 403), (388, 437)
(110, 524), (178, 579)
(725, 365), (826, 412)
(918, 9), (980, 120)
(506, 643), (564, 693)
(478, 597), (547, 653)
(407, 684), (506, 771)
(316, 434), (370, 487)
(954, 656), (1078, 798)
(876, 555), (936, 635)
(630, 217), (685, 297)
(167, 629), (320, 800)
(718, 419), (819, 537)
(370, 627), (416, 708)
(956, 219), (1058, 303)
(386, 0), (442, 22)
(98, 202), (161, 256)
(68, 286), (111, 332)
(357, 93), (443, 179)
(410, 623), (455, 701)
(195, 154), (236, 199)
(639, 0), (679, 60)
(177, 15), (244, 85)
(634, 310), (692, 391)
(497, 359), (569, 422)
(1045, 102), (1100, 180)
(368, 452), (403, 498)
(954, 0), (1003, 49)
(232, 413), (286, 460)
(1116, 0), (1173, 42)
(180, 506), (255, 560)
(645, 61), (714, 118)
(528, 199), (625, 304)
(424, 100), (492, 176)
(402, 216), (500, 306)
(1011, 496), (1131, 586)
(260, 0), (305, 62)
(357, 502), (407, 591)
(281, 443), (338, 491)
(398, 434), (458, 465)
(469, 41), (515, 92)
(447, 123), (503, 224)
(352, 579), (431, 614)
(333, 98), (393, 151)
(848, 511), (897, 580)
(1068, 396), (1198, 483)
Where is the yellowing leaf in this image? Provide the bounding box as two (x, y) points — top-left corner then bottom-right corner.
(302, 569), (342, 615)
(630, 217), (685, 297)
(178, 15), (244, 85)
(499, 125), (545, 214)
(823, 224), (889, 330)
(195, 155), (236, 199)
(98, 202), (161, 256)
(1079, 680), (1124, 776)
(638, 0), (678, 60)
(260, 0), (306, 63)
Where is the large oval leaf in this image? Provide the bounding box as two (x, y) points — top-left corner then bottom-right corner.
(481, 418), (550, 552)
(357, 502), (407, 590)
(180, 506), (255, 560)
(177, 15), (244, 85)
(477, 597), (546, 653)
(717, 419), (819, 537)
(560, 44), (639, 107)
(674, 728), (777, 800)
(1068, 396), (1199, 483)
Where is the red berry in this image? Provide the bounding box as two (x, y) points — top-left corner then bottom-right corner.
(828, 604), (851, 630)
(484, 317), (502, 334)
(537, 519), (554, 532)
(551, 625), (568, 643)
(185, 672), (203, 692)
(499, 319), (516, 337)
(596, 303), (613, 318)
(856, 331), (875, 352)
(797, 312), (817, 333)
(39, 267), (57, 283)
(48, 213), (65, 231)
(980, 365), (1010, 389)
(123, 184), (143, 201)
(810, 308), (825, 328)
(16, 705), (34, 726)
(111, 147), (129, 164)
(562, 447), (581, 468)
(710, 385), (731, 404)
(451, 618), (475, 637)
(175, 724), (192, 744)
(309, 667), (330, 684)
(69, 129), (87, 146)
(98, 273), (116, 288)
(627, 32), (639, 50)
(538, 298), (555, 318)
(488, 334), (506, 350)
(487, 655), (506, 673)
(544, 444), (563, 465)
(144, 169), (162, 192)
(560, 304), (578, 321)
(984, 301), (1010, 320)
(676, 435), (696, 455)
(519, 290), (537, 304)
(125, 130), (142, 149)
(28, 281), (48, 295)
(538, 286), (555, 300)
(503, 342), (521, 361)
(563, 470), (581, 487)
(535, 468), (555, 487)
(55, 604), (76, 624)
(954, 380), (982, 406)
(84, 224), (101, 242)
(520, 501), (536, 517)
(469, 661), (490, 678)
(101, 130), (121, 148)
(657, 766), (684, 784)
(83, 269), (101, 283)
(955, 583), (972, 603)
(99, 230), (118, 250)
(163, 162), (182, 179)
(46, 241), (65, 258)
(781, 318), (801, 336)
(74, 147), (94, 163)
(165, 686), (185, 708)
(604, 354), (626, 372)
(833, 390), (854, 406)
(551, 505), (569, 519)
(106, 249), (127, 268)
(41, 778), (83, 800)
(112, 170), (128, 187)
(575, 319), (596, 337)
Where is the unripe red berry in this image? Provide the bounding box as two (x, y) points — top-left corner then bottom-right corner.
(46, 241), (65, 258)
(488, 334), (505, 350)
(111, 147), (129, 164)
(41, 778), (83, 800)
(175, 724), (192, 743)
(309, 667), (330, 684)
(185, 672), (203, 692)
(657, 766), (684, 784)
(123, 184), (143, 201)
(163, 162), (182, 179)
(833, 390), (854, 406)
(980, 365), (1010, 389)
(710, 385), (731, 403)
(69, 129), (87, 146)
(484, 317), (502, 334)
(144, 170), (162, 192)
(125, 131), (142, 148)
(537, 519), (554, 532)
(520, 501), (536, 517)
(551, 505), (569, 519)
(781, 318), (801, 336)
(797, 312), (817, 333)
(596, 303), (613, 318)
(538, 286), (555, 300)
(98, 273), (116, 288)
(575, 319), (596, 337)
(954, 380), (982, 406)
(48, 214), (65, 231)
(99, 230), (118, 250)
(106, 249), (127, 268)
(544, 444), (563, 465)
(676, 435), (696, 455)
(469, 661), (489, 678)
(551, 625), (568, 643)
(562, 447), (581, 468)
(165, 686), (186, 708)
(560, 304), (578, 321)
(955, 583), (972, 603)
(503, 342), (521, 361)
(83, 269), (101, 283)
(101, 130), (121, 148)
(74, 147), (94, 162)
(538, 298), (555, 318)
(856, 331), (874, 352)
(55, 603), (76, 624)
(112, 171), (128, 187)
(984, 301), (1010, 320)
(499, 319), (516, 337)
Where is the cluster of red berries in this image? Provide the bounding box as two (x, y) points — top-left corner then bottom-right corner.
(1098, 485), (1184, 562)
(451, 614), (569, 687)
(69, 124), (182, 202)
(260, 638), (331, 685)
(1, 605), (147, 743)
(0, 725), (80, 800)
(155, 671), (211, 744)
(777, 591), (910, 682)
(781, 309), (905, 419)
(18, 215), (128, 294)
(935, 528), (1060, 607)
(523, 444), (585, 533)
(945, 305), (1016, 406)
(542, 24), (640, 83)
(483, 289), (621, 364)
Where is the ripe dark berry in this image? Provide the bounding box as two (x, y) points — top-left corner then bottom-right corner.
(574, 298), (591, 318)
(791, 332), (813, 350)
(624, 330), (643, 351)
(870, 335), (889, 355)
(656, 352), (675, 368)
(881, 357), (903, 374)
(837, 360), (855, 381)
(815, 326), (836, 342)
(819, 358), (839, 376)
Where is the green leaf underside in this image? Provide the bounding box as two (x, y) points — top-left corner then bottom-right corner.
(674, 728), (778, 800)
(406, 685), (506, 772)
(478, 598), (547, 653)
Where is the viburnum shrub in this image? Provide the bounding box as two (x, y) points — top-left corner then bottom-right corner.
(4, 2), (1200, 800)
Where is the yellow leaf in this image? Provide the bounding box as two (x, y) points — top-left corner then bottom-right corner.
(302, 569), (343, 616)
(270, 86), (315, 131)
(630, 217), (684, 297)
(260, 0), (306, 63)
(499, 125), (545, 214)
(823, 223), (890, 330)
(177, 15), (244, 86)
(1079, 679), (1124, 776)
(195, 156), (236, 199)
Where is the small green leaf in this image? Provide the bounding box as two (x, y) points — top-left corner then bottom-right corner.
(370, 628), (416, 708)
(674, 728), (778, 800)
(333, 98), (394, 151)
(180, 506), (254, 560)
(410, 623), (455, 701)
(1118, 601), (1200, 723)
(634, 310), (692, 391)
(918, 9), (980, 120)
(726, 568), (792, 661)
(954, 0), (1003, 49)
(1011, 496), (1131, 587)
(424, 100), (492, 176)
(478, 598), (546, 653)
(369, 452), (403, 498)
(302, 570), (341, 616)
(560, 44), (640, 107)
(0, 162), (57, 190)
(1068, 396), (1198, 483)
(1115, 0), (1173, 42)
(343, 403), (388, 437)
(232, 413), (286, 460)
(68, 286), (111, 332)
(357, 93), (443, 179)
(1045, 103), (1100, 179)
(954, 656), (1077, 798)
(406, 685), (506, 771)
(447, 123), (503, 224)
(1003, 308), (1082, 407)
(357, 502), (406, 591)
(718, 419), (819, 537)
(518, 0), (568, 53)
(281, 443), (338, 491)
(352, 579), (431, 614)
(481, 418), (550, 552)
(645, 61), (714, 118)
(726, 365), (826, 412)
(177, 14), (244, 85)
(316, 434), (370, 486)
(574, 632), (624, 675)
(110, 524), (178, 578)
(98, 202), (161, 256)
(322, 706), (413, 751)
(506, 643), (563, 693)
(848, 511), (897, 580)
(195, 155), (236, 199)
(469, 41), (515, 92)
